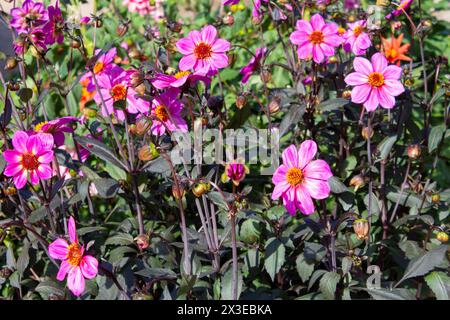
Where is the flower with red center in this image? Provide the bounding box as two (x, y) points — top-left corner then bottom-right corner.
(34, 116), (78, 147)
(80, 48), (120, 92)
(150, 89), (187, 135)
(43, 1), (64, 45)
(151, 70), (211, 90)
(10, 0), (48, 34)
(93, 68), (150, 121)
(344, 52), (405, 111)
(386, 0), (413, 19)
(272, 140), (333, 216)
(381, 33), (411, 65)
(222, 159), (249, 186)
(48, 217), (98, 296)
(176, 25), (230, 73)
(3, 131), (54, 189)
(343, 20), (372, 55)
(290, 14), (342, 64)
(240, 47), (267, 84)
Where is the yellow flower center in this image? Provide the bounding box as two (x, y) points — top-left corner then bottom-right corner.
(338, 27), (346, 35)
(353, 26), (363, 37)
(174, 70), (191, 79)
(388, 48), (398, 59)
(34, 121), (48, 132)
(309, 30), (324, 45)
(93, 61), (104, 74)
(368, 72), (385, 87)
(154, 105), (169, 122)
(110, 84), (127, 101)
(66, 243), (83, 266)
(286, 167), (304, 186)
(21, 153), (39, 171)
(194, 42), (212, 59)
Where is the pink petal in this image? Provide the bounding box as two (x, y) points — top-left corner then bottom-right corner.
(272, 181), (290, 200)
(26, 135), (42, 155)
(57, 260), (72, 281)
(38, 133), (55, 150)
(68, 216), (78, 244)
(383, 65), (402, 80)
(322, 23), (338, 35)
(67, 267), (85, 296)
(353, 57), (373, 75)
(290, 31), (309, 46)
(282, 194), (297, 215)
(371, 52), (388, 73)
(345, 72), (368, 86)
(319, 43), (335, 57)
(282, 145), (298, 168)
(210, 53), (229, 69)
(302, 178), (331, 200)
(297, 43), (313, 60)
(312, 45), (325, 63)
(377, 87), (396, 109)
(12, 131), (29, 153)
(189, 30), (202, 45)
(211, 39), (230, 52)
(3, 150), (22, 163)
(303, 159), (333, 180)
(29, 169), (39, 185)
(296, 20), (313, 34)
(48, 238), (69, 260)
(179, 54), (197, 71)
(297, 140), (317, 169)
(201, 25), (217, 44)
(355, 33), (371, 50)
(310, 13), (325, 30)
(296, 186), (315, 215)
(176, 38), (195, 54)
(363, 88), (379, 112)
(383, 79), (405, 96)
(324, 35), (343, 47)
(14, 170), (28, 189)
(37, 150), (54, 164)
(4, 163), (24, 177)
(80, 255), (98, 279)
(36, 164), (53, 180)
(272, 165), (288, 184)
(351, 84), (371, 104)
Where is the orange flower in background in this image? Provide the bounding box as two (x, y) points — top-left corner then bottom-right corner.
(381, 33), (412, 65)
(79, 77), (95, 111)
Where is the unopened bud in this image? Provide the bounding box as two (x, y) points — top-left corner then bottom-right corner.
(172, 182), (186, 200)
(192, 182), (211, 197)
(95, 19), (103, 28)
(236, 94), (247, 109)
(134, 83), (146, 96)
(353, 218), (369, 240)
(361, 127), (373, 140)
(116, 23), (129, 37)
(223, 14), (234, 26)
(422, 20), (432, 28)
(407, 144), (421, 160)
(328, 56), (338, 64)
(167, 21), (182, 33)
(431, 193), (440, 203)
(83, 107), (97, 118)
(317, 4), (327, 11)
(128, 48), (141, 60)
(260, 69), (272, 83)
(138, 143), (159, 161)
(130, 71), (144, 87)
(5, 57), (18, 70)
(349, 175), (365, 192)
(4, 187), (17, 196)
(268, 96), (281, 114)
(7, 81), (20, 91)
(135, 117), (151, 136)
(227, 52), (237, 67)
(71, 40), (81, 49)
(342, 90), (352, 99)
(437, 231), (449, 243)
(347, 15), (356, 23)
(134, 234), (150, 250)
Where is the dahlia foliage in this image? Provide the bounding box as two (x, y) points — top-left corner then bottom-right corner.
(0, 0), (448, 301)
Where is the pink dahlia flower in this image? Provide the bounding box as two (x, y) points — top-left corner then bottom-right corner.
(13, 29), (47, 55)
(3, 131), (54, 189)
(344, 53), (405, 112)
(43, 1), (64, 45)
(151, 70), (211, 90)
(221, 159), (249, 186)
(240, 47), (267, 84)
(272, 140), (333, 216)
(10, 0), (48, 34)
(122, 0), (152, 16)
(343, 20), (371, 56)
(223, 0), (240, 5)
(94, 68), (150, 121)
(176, 25), (230, 74)
(34, 116), (78, 147)
(290, 13), (342, 64)
(150, 89), (187, 135)
(81, 48), (120, 92)
(386, 0), (413, 19)
(48, 217), (98, 297)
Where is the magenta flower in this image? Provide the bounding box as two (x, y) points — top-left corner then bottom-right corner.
(223, 0), (240, 5)
(79, 16), (91, 25)
(222, 159), (249, 186)
(240, 47), (267, 84)
(48, 217), (98, 297)
(272, 140), (333, 216)
(176, 25), (230, 74)
(3, 131), (54, 189)
(344, 0), (360, 9)
(10, 0), (48, 34)
(290, 13), (342, 64)
(94, 68), (150, 121)
(43, 1), (64, 45)
(81, 48), (120, 92)
(386, 0), (413, 19)
(150, 89), (187, 135)
(34, 116), (78, 147)
(344, 53), (405, 112)
(343, 20), (371, 56)
(151, 70), (211, 90)
(14, 29), (47, 55)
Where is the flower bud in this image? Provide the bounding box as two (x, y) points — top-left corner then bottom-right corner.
(4, 187), (17, 196)
(404, 78), (414, 87)
(138, 143), (159, 161)
(201, 117), (208, 126)
(192, 182), (211, 197)
(260, 69), (272, 83)
(348, 15), (356, 23)
(134, 83), (146, 96)
(342, 90), (352, 99)
(268, 96), (281, 114)
(236, 94), (247, 110)
(70, 40), (81, 49)
(317, 4), (327, 11)
(134, 234), (150, 250)
(437, 231), (449, 243)
(361, 126), (373, 140)
(353, 218), (369, 240)
(407, 144), (421, 160)
(349, 175), (365, 192)
(227, 51), (237, 67)
(7, 81), (20, 91)
(172, 182), (186, 200)
(116, 23), (129, 37)
(83, 107), (97, 118)
(167, 21), (182, 33)
(95, 19), (103, 28)
(135, 117), (151, 136)
(128, 48), (141, 60)
(5, 57), (18, 70)
(328, 56), (338, 64)
(252, 15), (262, 25)
(431, 193), (440, 203)
(422, 20), (432, 28)
(223, 14), (234, 26)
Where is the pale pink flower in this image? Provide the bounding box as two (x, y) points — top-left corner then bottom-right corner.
(3, 131), (54, 189)
(48, 217), (98, 297)
(290, 13), (342, 64)
(176, 25), (230, 74)
(272, 140), (333, 216)
(343, 20), (371, 55)
(344, 52), (405, 111)
(122, 0), (152, 16)
(150, 89), (187, 135)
